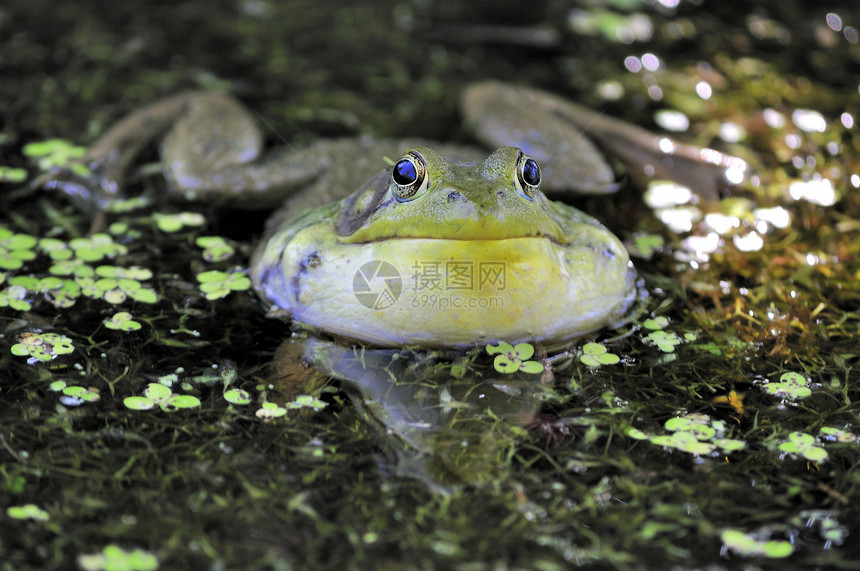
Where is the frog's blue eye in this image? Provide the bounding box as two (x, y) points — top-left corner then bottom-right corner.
(391, 151), (427, 201)
(521, 158), (540, 186)
(393, 158), (417, 185)
(515, 152), (541, 199)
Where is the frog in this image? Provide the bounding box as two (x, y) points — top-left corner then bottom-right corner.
(252, 145), (635, 347)
(48, 81), (742, 348)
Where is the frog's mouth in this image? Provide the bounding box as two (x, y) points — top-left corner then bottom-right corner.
(344, 232), (568, 245)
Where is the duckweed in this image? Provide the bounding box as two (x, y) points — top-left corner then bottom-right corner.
(819, 427), (857, 443)
(60, 385), (101, 406)
(48, 257), (96, 278)
(38, 237), (73, 260)
(196, 236), (236, 262)
(224, 388), (251, 405)
(22, 139), (89, 175)
(255, 402), (288, 420)
(763, 371), (812, 399)
(720, 529), (794, 558)
(49, 380), (67, 391)
(69, 233), (127, 262)
(155, 211), (206, 233)
(10, 332), (74, 362)
(77, 544), (159, 571)
(196, 269), (251, 300)
(0, 166), (28, 183)
(637, 413), (746, 456)
(0, 283), (31, 311)
(96, 265), (153, 281)
(288, 394), (327, 411)
(578, 342), (621, 367)
(124, 382), (200, 412)
(778, 431), (828, 462)
(642, 316), (670, 330)
(104, 311), (142, 332)
(77, 272), (158, 305)
(486, 341), (544, 374)
(646, 330), (683, 353)
(9, 275), (81, 308)
(628, 233), (664, 259)
(0, 226), (37, 270)
(6, 504), (50, 521)
(103, 195), (151, 214)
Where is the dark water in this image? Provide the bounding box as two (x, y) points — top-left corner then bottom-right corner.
(1, 0), (859, 568)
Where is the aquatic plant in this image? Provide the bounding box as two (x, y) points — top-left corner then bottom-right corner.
(154, 211), (206, 233)
(0, 226), (37, 270)
(10, 332), (75, 362)
(104, 311), (142, 332)
(223, 388), (251, 405)
(77, 544), (158, 571)
(578, 342), (621, 367)
(720, 529), (793, 558)
(23, 139), (89, 175)
(255, 402), (287, 420)
(6, 504), (50, 521)
(196, 269), (251, 300)
(123, 382), (200, 412)
(196, 236), (236, 262)
(762, 371), (812, 399)
(777, 431), (827, 462)
(486, 341), (544, 374)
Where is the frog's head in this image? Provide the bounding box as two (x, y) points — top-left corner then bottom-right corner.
(336, 146), (567, 243)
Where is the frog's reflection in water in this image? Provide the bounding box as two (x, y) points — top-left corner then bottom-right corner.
(303, 338), (549, 491)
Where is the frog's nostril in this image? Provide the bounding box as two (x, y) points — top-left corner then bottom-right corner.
(447, 191), (463, 203)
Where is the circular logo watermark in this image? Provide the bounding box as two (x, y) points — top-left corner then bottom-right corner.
(352, 260), (402, 310)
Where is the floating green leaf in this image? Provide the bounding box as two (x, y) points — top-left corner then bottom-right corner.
(69, 233), (127, 262)
(0, 166), (28, 183)
(38, 237), (73, 260)
(197, 269), (252, 300)
(255, 402), (287, 419)
(640, 413), (745, 455)
(107, 196), (152, 213)
(0, 226), (37, 270)
(61, 385), (101, 405)
(778, 431), (828, 462)
(76, 544), (159, 571)
(11, 332), (74, 362)
(104, 311), (142, 332)
(77, 271), (157, 305)
(486, 341), (544, 374)
(630, 233), (664, 259)
(720, 529), (794, 558)
(0, 284), (31, 311)
(819, 426), (857, 443)
(763, 371), (812, 399)
(8, 275), (82, 308)
(23, 138), (88, 173)
(642, 316), (670, 330)
(224, 388), (251, 405)
(646, 330), (683, 352)
(287, 394), (327, 411)
(6, 504), (50, 521)
(124, 382), (199, 412)
(155, 212), (206, 233)
(579, 342), (621, 367)
(196, 236), (235, 262)
(49, 257), (95, 278)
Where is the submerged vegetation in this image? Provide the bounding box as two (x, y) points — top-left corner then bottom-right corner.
(1, 0), (859, 569)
